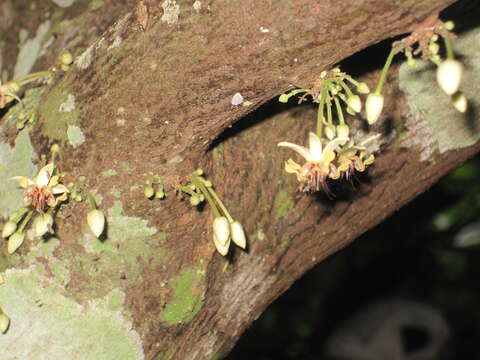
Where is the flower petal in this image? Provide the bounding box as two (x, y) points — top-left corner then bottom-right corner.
(52, 184), (69, 194)
(323, 137), (349, 155)
(213, 233), (230, 256)
(36, 163), (54, 187)
(278, 142), (312, 162)
(308, 132), (323, 161)
(11, 176), (34, 189)
(284, 159), (302, 174)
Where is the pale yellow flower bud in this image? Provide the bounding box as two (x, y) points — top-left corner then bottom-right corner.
(365, 93), (384, 124)
(34, 213), (53, 238)
(436, 59), (463, 96)
(231, 221), (246, 249)
(336, 124), (350, 138)
(2, 221), (17, 238)
(0, 313), (10, 333)
(324, 124), (336, 140)
(87, 209), (105, 238)
(213, 217), (230, 246)
(451, 92), (467, 113)
(8, 231), (25, 254)
(347, 95), (362, 113)
(356, 82), (370, 94)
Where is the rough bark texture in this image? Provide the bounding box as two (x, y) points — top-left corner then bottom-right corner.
(0, 0), (479, 359)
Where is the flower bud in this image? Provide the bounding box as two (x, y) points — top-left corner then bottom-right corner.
(356, 82), (370, 94)
(231, 221), (246, 249)
(190, 195), (201, 206)
(34, 213), (53, 238)
(336, 124), (350, 138)
(8, 231), (25, 254)
(144, 186), (155, 198)
(213, 233), (230, 256)
(444, 21), (454, 31)
(59, 51), (74, 65)
(324, 124), (336, 140)
(278, 94), (289, 103)
(347, 95), (362, 113)
(87, 209), (105, 238)
(0, 313), (10, 333)
(213, 217), (230, 246)
(365, 93), (384, 124)
(451, 92), (467, 113)
(436, 59), (463, 96)
(2, 221), (17, 238)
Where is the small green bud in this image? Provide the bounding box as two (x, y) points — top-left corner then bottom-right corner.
(60, 64), (70, 72)
(51, 144), (60, 153)
(407, 58), (416, 67)
(204, 180), (212, 187)
(430, 34), (439, 42)
(2, 221), (17, 238)
(155, 190), (165, 199)
(59, 51), (74, 65)
(428, 42), (440, 55)
(193, 169), (204, 176)
(444, 21), (455, 31)
(278, 94), (289, 103)
(34, 213), (53, 238)
(190, 196), (201, 206)
(16, 121), (25, 130)
(74, 194), (82, 202)
(144, 186), (155, 198)
(356, 82), (370, 94)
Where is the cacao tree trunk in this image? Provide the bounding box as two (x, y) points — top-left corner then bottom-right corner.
(0, 0), (479, 359)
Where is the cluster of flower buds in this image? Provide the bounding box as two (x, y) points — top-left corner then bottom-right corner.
(0, 71), (51, 109)
(2, 162), (69, 253)
(279, 132), (377, 192)
(280, 68), (371, 135)
(182, 169), (246, 256)
(370, 18), (466, 123)
(144, 175), (165, 200)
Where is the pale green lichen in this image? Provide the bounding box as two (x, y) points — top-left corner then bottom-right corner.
(14, 21), (51, 78)
(59, 94), (76, 113)
(67, 125), (85, 148)
(89, 0), (104, 11)
(76, 43), (95, 70)
(160, 269), (204, 325)
(273, 189), (294, 219)
(399, 26), (480, 157)
(0, 266), (144, 359)
(102, 169), (118, 177)
(0, 129), (37, 218)
(39, 85), (80, 143)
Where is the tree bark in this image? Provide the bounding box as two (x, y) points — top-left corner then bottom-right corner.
(0, 0), (478, 359)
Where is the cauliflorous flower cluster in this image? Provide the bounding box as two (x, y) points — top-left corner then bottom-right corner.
(181, 169), (246, 256)
(2, 163), (68, 253)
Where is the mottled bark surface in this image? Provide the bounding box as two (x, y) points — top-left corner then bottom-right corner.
(0, 0), (479, 359)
